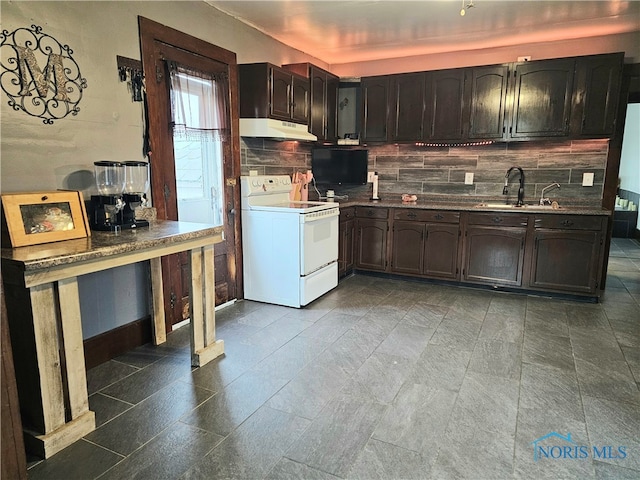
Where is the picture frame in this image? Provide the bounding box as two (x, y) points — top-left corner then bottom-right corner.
(1, 191), (91, 248)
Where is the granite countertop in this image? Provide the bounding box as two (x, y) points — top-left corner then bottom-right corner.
(1, 220), (224, 271)
(331, 197), (611, 216)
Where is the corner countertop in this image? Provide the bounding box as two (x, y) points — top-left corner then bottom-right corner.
(1, 220), (224, 272)
(329, 197), (611, 216)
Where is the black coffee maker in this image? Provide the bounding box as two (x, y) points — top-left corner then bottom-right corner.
(89, 161), (149, 231)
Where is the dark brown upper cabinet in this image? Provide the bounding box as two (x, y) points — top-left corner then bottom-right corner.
(424, 68), (470, 141)
(359, 52), (623, 144)
(507, 58), (576, 138)
(389, 72), (426, 141)
(283, 63), (340, 141)
(361, 76), (390, 142)
(239, 63), (309, 124)
(570, 52), (624, 137)
(468, 65), (510, 140)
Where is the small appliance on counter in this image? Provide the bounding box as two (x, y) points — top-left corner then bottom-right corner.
(89, 160), (150, 231)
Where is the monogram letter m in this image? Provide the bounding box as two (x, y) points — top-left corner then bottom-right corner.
(15, 46), (69, 101)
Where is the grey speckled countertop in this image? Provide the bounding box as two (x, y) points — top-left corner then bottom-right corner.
(331, 197), (611, 216)
(2, 220), (223, 271)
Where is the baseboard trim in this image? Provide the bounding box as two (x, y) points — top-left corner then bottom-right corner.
(83, 316), (152, 369)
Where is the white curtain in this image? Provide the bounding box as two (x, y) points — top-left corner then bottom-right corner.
(169, 63), (229, 226)
(169, 63), (229, 141)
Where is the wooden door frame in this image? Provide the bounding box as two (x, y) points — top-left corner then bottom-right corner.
(138, 16), (243, 331)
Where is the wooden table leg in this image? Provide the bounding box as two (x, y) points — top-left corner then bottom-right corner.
(189, 244), (223, 367)
(22, 281), (95, 458)
(149, 257), (166, 345)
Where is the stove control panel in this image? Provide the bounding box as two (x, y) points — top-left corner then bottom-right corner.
(241, 175), (292, 196)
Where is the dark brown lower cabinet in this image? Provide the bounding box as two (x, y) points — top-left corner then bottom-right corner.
(356, 218), (388, 271)
(338, 207), (355, 277)
(529, 215), (605, 294)
(347, 205), (607, 300)
(390, 217), (459, 280)
(462, 213), (528, 287)
(391, 220), (423, 275)
(424, 223), (460, 279)
(463, 226), (527, 286)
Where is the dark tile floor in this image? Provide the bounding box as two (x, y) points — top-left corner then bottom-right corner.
(28, 238), (640, 479)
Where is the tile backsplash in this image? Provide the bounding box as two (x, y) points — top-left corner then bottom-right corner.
(240, 138), (609, 206)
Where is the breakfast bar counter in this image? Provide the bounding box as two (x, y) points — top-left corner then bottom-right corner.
(1, 220), (224, 458)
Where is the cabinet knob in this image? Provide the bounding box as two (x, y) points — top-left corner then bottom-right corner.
(434, 213), (443, 220)
(367, 210), (373, 217)
(561, 220), (574, 227)
(492, 216), (503, 223)
(407, 212), (417, 219)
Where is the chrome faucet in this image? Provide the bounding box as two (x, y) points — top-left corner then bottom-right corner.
(539, 182), (561, 205)
(503, 167), (525, 206)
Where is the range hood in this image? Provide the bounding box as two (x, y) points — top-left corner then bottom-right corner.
(239, 118), (317, 142)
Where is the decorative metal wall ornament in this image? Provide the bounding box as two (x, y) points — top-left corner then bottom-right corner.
(0, 25), (88, 124)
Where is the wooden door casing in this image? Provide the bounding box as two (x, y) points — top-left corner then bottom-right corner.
(139, 17), (242, 331)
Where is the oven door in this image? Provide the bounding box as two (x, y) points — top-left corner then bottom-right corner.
(300, 210), (339, 276)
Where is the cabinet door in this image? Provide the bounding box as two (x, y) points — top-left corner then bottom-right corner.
(356, 218), (388, 271)
(270, 67), (292, 120)
(309, 68), (339, 141)
(530, 230), (601, 293)
(325, 75), (339, 141)
(391, 220), (424, 275)
(463, 226), (526, 286)
(310, 70), (327, 138)
(291, 75), (310, 124)
(571, 53), (623, 137)
(423, 223), (459, 280)
(509, 59), (575, 138)
(425, 68), (469, 140)
(468, 65), (509, 139)
(361, 76), (390, 142)
(339, 218), (355, 277)
(389, 72), (426, 141)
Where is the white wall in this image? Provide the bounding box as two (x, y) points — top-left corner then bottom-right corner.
(619, 103), (640, 229)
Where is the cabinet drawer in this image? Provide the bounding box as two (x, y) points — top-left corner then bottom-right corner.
(356, 207), (389, 219)
(467, 212), (528, 227)
(340, 207), (355, 222)
(394, 209), (460, 223)
(534, 215), (604, 230)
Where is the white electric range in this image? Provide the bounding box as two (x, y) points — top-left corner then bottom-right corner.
(240, 175), (339, 308)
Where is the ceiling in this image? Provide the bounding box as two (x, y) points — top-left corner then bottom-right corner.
(206, 0), (640, 65)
